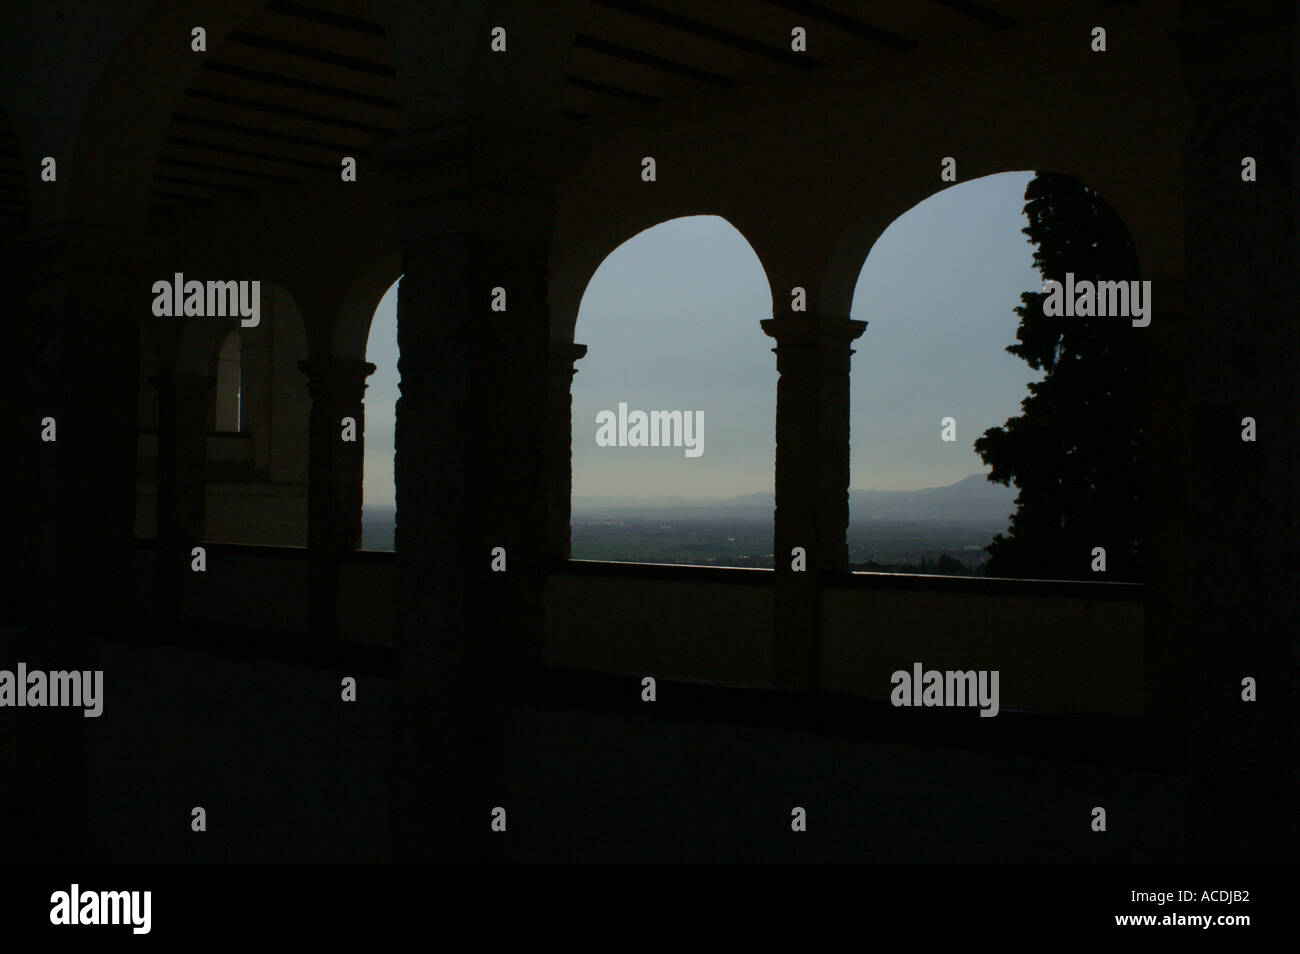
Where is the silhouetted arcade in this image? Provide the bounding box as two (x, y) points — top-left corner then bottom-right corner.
(0, 0), (1293, 863)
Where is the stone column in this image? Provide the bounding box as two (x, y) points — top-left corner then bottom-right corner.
(0, 242), (22, 618)
(378, 120), (584, 861)
(1141, 278), (1188, 723)
(1177, 1), (1297, 862)
(15, 226), (143, 626)
(299, 356), (375, 638)
(11, 222), (143, 860)
(546, 340), (587, 563)
(761, 313), (866, 688)
(152, 370), (210, 616)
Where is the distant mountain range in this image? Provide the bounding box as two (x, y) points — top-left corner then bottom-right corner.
(573, 473), (1017, 522)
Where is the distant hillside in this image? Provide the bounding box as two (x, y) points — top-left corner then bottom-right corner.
(849, 474), (1017, 521)
(573, 473), (1017, 523)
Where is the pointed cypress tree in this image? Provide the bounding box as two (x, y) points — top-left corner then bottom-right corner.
(974, 172), (1144, 581)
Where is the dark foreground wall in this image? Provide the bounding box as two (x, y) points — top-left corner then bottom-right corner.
(12, 622), (1192, 863)
(482, 667), (1189, 864)
(80, 632), (393, 863)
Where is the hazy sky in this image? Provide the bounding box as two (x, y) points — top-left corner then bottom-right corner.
(849, 171), (1042, 492)
(361, 171), (1042, 508)
(363, 279), (399, 509)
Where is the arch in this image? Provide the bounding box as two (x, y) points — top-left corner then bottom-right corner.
(248, 281), (308, 485)
(846, 170), (1145, 579)
(334, 251), (404, 362)
(826, 158), (1169, 324)
(168, 279), (308, 483)
(847, 170), (1042, 499)
(551, 206), (777, 342)
(170, 280), (305, 372)
(65, 0), (265, 226)
(569, 214), (776, 567)
(198, 280), (310, 546)
(175, 314), (233, 379)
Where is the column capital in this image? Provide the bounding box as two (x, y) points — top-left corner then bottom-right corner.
(548, 339), (588, 371)
(762, 314), (867, 378)
(297, 356), (377, 402)
(761, 314), (867, 348)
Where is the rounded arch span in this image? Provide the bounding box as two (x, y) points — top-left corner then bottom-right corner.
(827, 162), (1163, 320)
(334, 251), (404, 362)
(551, 207), (777, 343)
(149, 273), (305, 376)
(175, 318), (234, 380)
(845, 170), (1145, 579)
(68, 0), (265, 225)
(851, 168), (1145, 304)
(569, 214), (777, 567)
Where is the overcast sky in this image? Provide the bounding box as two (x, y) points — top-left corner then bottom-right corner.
(361, 171), (1042, 510)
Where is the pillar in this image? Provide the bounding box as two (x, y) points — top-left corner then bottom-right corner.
(11, 222), (143, 860)
(1177, 1), (1297, 862)
(546, 340), (587, 563)
(299, 356), (375, 638)
(0, 246), (23, 620)
(1141, 278), (1188, 722)
(152, 370), (209, 616)
(379, 119), (584, 861)
(761, 313), (866, 687)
